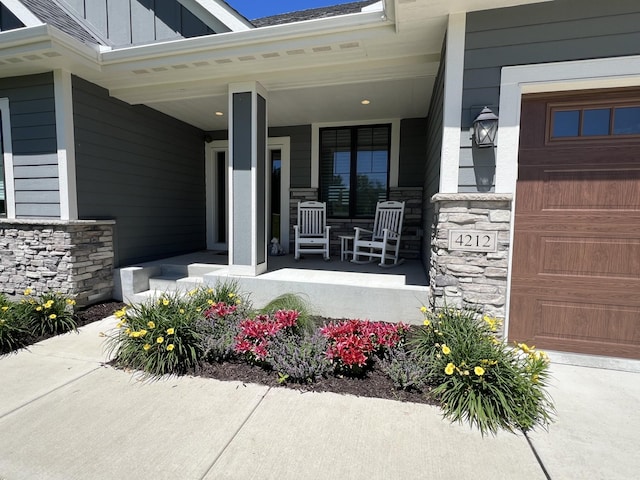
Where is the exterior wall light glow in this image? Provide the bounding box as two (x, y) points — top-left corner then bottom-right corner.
(361, 99), (371, 105)
(470, 107), (499, 147)
(215, 111), (224, 116)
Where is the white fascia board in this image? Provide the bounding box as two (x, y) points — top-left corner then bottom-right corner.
(100, 10), (389, 65)
(178, 0), (253, 32)
(2, 0), (43, 27)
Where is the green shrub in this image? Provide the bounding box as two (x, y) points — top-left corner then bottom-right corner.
(259, 293), (317, 335)
(106, 292), (203, 376)
(412, 306), (554, 435)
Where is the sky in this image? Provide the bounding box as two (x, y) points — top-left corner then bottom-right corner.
(226, 1), (355, 20)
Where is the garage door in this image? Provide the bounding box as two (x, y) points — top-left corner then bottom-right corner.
(509, 88), (640, 359)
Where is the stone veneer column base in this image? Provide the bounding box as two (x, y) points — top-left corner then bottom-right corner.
(0, 219), (116, 306)
(430, 193), (513, 320)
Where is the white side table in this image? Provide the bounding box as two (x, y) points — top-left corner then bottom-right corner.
(339, 235), (354, 261)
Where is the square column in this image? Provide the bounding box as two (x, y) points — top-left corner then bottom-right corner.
(228, 82), (268, 276)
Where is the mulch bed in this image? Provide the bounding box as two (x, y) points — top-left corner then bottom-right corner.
(80, 301), (437, 406)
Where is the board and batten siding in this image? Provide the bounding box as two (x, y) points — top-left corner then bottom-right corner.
(460, 0), (640, 192)
(72, 76), (206, 267)
(60, 0), (214, 46)
(0, 74), (60, 218)
(399, 118), (428, 188)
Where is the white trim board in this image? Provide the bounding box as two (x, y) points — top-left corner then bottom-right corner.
(0, 98), (16, 219)
(439, 12), (466, 193)
(54, 70), (78, 220)
(496, 54), (640, 337)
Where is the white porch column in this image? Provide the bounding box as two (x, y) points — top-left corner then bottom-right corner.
(228, 82), (268, 276)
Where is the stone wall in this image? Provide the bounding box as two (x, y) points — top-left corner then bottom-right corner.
(430, 194), (513, 319)
(0, 219), (115, 306)
(289, 187), (423, 259)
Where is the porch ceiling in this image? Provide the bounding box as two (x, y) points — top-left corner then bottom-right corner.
(0, 0), (551, 131)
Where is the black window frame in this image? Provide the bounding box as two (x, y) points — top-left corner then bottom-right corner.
(319, 124), (391, 219)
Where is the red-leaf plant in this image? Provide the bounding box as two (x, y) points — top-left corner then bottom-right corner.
(320, 319), (409, 370)
(234, 310), (299, 362)
(204, 302), (238, 319)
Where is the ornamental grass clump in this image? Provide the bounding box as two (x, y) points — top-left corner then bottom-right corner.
(412, 306), (554, 435)
(106, 291), (203, 376)
(259, 293), (317, 335)
(320, 319), (409, 375)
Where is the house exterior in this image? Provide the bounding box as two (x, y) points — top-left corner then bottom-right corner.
(0, 0), (638, 360)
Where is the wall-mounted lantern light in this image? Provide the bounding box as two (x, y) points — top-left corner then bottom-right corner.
(470, 107), (499, 148)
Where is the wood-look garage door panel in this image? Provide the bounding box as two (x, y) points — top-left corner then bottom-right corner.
(542, 169), (640, 209)
(509, 89), (640, 359)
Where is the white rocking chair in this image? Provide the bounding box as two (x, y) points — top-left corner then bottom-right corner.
(352, 201), (405, 267)
(294, 201), (331, 260)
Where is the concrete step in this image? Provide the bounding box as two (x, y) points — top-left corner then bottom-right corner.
(148, 274), (184, 291)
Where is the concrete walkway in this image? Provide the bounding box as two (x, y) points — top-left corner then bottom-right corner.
(1, 317), (638, 480)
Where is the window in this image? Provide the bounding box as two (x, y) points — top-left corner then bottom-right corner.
(319, 125), (390, 218)
(549, 102), (640, 140)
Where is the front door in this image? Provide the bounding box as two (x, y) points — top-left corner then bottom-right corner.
(206, 138), (290, 252)
(509, 88), (640, 359)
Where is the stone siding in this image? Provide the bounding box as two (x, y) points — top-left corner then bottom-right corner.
(0, 219), (115, 306)
(289, 187), (423, 259)
(430, 194), (513, 319)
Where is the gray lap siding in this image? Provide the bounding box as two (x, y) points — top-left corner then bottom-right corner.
(72, 76), (206, 267)
(0, 73), (59, 218)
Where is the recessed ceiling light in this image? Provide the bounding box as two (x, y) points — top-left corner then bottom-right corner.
(361, 99), (371, 105)
(215, 111), (224, 116)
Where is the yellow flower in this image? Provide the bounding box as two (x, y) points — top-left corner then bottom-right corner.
(1, 306), (8, 311)
(228, 292), (236, 299)
(420, 306), (428, 314)
(162, 298), (170, 306)
(207, 288), (214, 294)
(188, 289), (197, 296)
(441, 344), (451, 355)
(49, 314), (57, 320)
(139, 329), (148, 337)
(36, 306), (42, 312)
(23, 288), (32, 296)
(66, 299), (76, 306)
(143, 344), (151, 351)
(423, 319), (431, 327)
(207, 299), (214, 305)
(166, 328), (175, 335)
(147, 321), (156, 329)
(196, 308), (201, 313)
(130, 331), (140, 338)
(179, 308), (185, 314)
(156, 336), (164, 344)
(114, 308), (127, 318)
(125, 328), (131, 335)
(444, 363), (455, 375)
(474, 366), (485, 376)
(518, 343), (534, 354)
(236, 299), (241, 305)
(166, 344), (175, 352)
(44, 301), (54, 309)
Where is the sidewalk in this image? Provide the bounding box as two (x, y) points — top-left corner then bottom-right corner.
(0, 316), (638, 480)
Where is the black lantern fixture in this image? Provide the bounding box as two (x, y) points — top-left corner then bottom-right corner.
(471, 107), (499, 148)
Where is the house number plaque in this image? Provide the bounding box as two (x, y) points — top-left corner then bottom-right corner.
(448, 230), (498, 252)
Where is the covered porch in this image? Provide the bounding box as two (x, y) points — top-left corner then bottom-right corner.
(115, 250), (429, 324)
